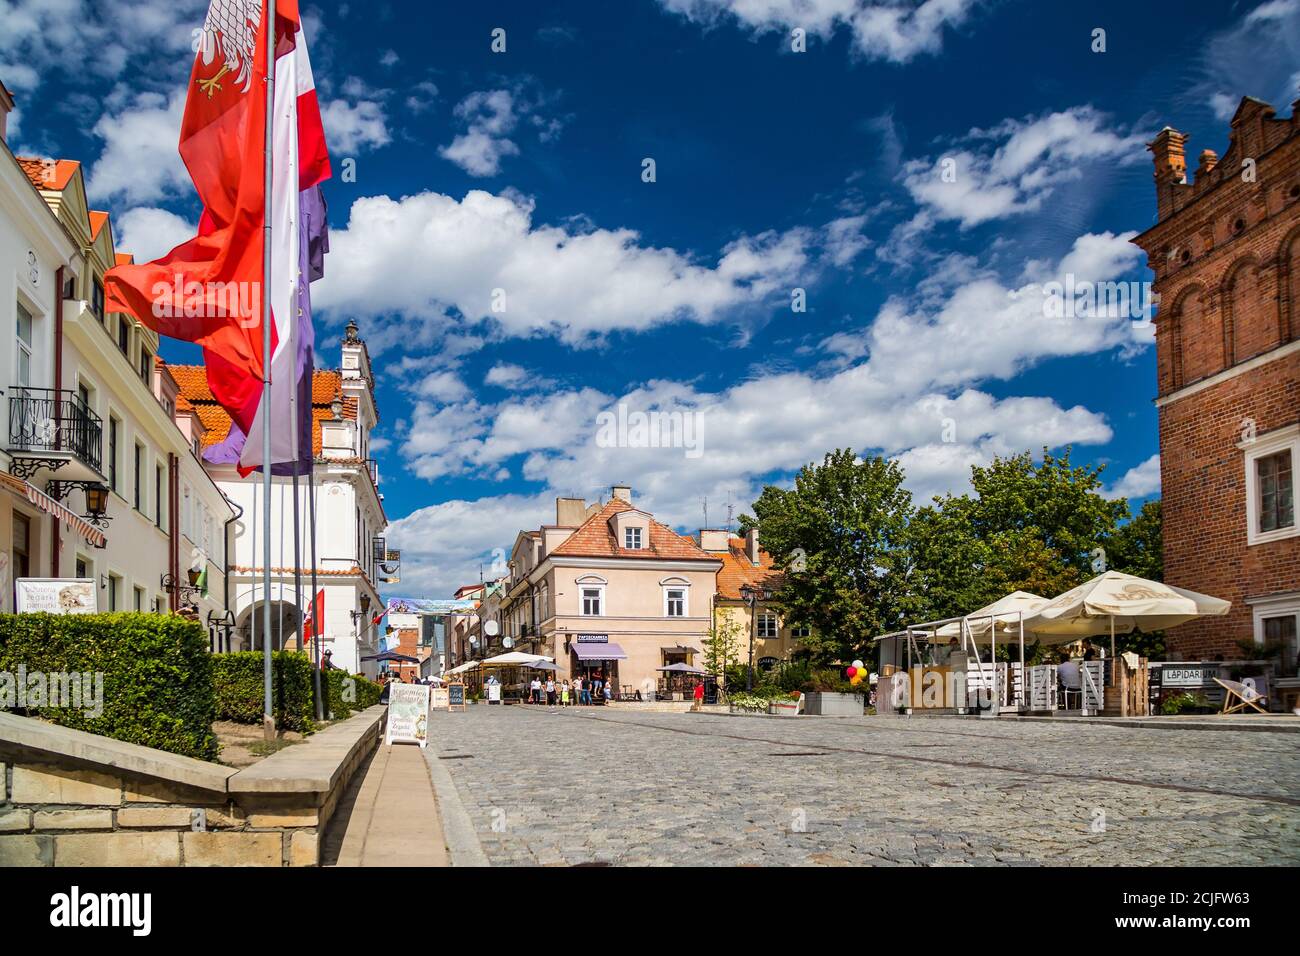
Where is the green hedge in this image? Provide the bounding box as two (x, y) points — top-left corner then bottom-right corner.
(212, 651), (320, 732)
(0, 612), (217, 761)
(324, 668), (383, 718)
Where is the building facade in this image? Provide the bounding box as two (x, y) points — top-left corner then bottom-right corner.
(1133, 96), (1300, 667)
(167, 322), (389, 675)
(703, 529), (810, 674)
(2, 94), (232, 627)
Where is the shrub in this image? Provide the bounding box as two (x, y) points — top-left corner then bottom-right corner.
(0, 612), (217, 761)
(323, 669), (383, 718)
(212, 651), (318, 732)
(800, 667), (858, 695)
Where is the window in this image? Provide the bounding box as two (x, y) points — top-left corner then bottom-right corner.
(757, 612), (779, 639)
(134, 443), (144, 511)
(108, 417), (120, 492)
(1243, 426), (1299, 546)
(665, 588), (686, 617)
(581, 587), (603, 616)
(75, 557), (88, 579)
(1265, 615), (1298, 678)
(624, 527), (642, 550)
(792, 625), (811, 639)
(1251, 594), (1300, 680)
(91, 279), (105, 322)
(540, 584), (549, 621)
(108, 573), (122, 611)
(134, 586), (145, 611)
(1258, 451), (1294, 533)
(12, 513), (31, 580)
(16, 301), (33, 387)
(139, 347), (152, 382)
(155, 463), (165, 528)
(117, 316), (129, 355)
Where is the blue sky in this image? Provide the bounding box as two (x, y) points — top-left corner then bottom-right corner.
(5, 0), (1299, 596)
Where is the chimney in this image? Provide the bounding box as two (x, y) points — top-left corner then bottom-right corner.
(744, 528), (760, 566)
(1194, 148), (1218, 182)
(1148, 128), (1188, 221)
(699, 529), (730, 552)
(555, 496), (588, 526)
(0, 80), (14, 145)
(611, 484), (632, 503)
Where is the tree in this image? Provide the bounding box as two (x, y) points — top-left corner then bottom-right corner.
(1105, 499), (1162, 580)
(740, 450), (915, 664)
(702, 616), (744, 686)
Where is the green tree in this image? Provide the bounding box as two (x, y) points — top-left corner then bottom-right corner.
(702, 616), (744, 685)
(739, 449), (915, 664)
(1105, 499), (1162, 580)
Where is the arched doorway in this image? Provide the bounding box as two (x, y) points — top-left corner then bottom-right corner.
(237, 601), (302, 653)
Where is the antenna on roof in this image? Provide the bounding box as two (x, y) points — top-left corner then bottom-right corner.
(701, 496), (708, 529)
(725, 493), (735, 533)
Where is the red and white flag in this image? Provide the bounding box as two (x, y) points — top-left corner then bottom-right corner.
(104, 0), (330, 461)
(302, 588), (325, 645)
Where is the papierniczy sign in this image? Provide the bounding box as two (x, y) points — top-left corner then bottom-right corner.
(16, 578), (96, 614)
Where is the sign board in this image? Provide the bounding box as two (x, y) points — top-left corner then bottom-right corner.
(384, 683), (430, 748)
(487, 683), (502, 703)
(577, 634), (608, 644)
(16, 579), (96, 614)
(430, 685), (449, 709)
(447, 682), (466, 711)
(1158, 663), (1221, 689)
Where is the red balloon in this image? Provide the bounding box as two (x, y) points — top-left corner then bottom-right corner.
(845, 666), (857, 678)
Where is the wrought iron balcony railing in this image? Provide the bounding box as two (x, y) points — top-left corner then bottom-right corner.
(6, 387), (103, 474)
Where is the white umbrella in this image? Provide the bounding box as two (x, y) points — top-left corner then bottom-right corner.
(933, 591), (1050, 641)
(1024, 571), (1231, 638)
(444, 661), (480, 675)
(481, 651), (554, 666)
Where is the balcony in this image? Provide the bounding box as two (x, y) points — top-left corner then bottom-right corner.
(6, 387), (104, 482)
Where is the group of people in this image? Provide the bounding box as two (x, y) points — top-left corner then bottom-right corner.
(527, 672), (612, 707)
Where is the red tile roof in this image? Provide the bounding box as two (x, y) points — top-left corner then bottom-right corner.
(715, 537), (782, 600)
(165, 363), (355, 454)
(88, 210), (108, 240)
(549, 498), (716, 560)
(16, 156), (80, 191)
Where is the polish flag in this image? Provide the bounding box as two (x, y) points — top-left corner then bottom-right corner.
(104, 0), (330, 468)
(302, 588), (325, 645)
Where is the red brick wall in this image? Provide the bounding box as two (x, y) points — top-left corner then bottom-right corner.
(1158, 353), (1300, 658)
(1135, 98), (1300, 661)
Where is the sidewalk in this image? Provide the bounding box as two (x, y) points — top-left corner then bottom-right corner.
(324, 742), (449, 866)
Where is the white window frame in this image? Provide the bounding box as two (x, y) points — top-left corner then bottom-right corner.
(757, 611), (779, 639)
(1241, 424), (1299, 546)
(16, 298), (34, 387)
(577, 574), (607, 617)
(624, 526), (643, 550)
(1248, 592), (1300, 657)
(664, 588), (687, 617)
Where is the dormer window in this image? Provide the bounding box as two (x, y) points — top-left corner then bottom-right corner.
(624, 527), (643, 550)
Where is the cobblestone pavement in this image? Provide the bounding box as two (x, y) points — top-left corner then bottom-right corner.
(425, 707), (1300, 866)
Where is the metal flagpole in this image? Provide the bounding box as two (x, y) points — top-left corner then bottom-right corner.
(309, 420), (323, 721)
(260, 5), (276, 740)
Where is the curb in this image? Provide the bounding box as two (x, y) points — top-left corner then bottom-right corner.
(423, 748), (490, 867)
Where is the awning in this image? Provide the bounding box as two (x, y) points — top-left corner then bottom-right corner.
(0, 472), (106, 549)
(572, 642), (628, 661)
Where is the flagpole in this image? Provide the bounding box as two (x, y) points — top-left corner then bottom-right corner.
(309, 464), (323, 721)
(260, 5), (277, 741)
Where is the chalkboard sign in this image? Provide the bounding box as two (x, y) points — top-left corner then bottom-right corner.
(447, 682), (466, 711)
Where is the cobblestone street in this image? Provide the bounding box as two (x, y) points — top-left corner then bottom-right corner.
(425, 707), (1300, 866)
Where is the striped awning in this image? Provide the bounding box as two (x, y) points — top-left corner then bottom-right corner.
(0, 472), (107, 548)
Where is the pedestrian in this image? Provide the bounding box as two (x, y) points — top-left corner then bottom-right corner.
(321, 649), (338, 671)
(561, 679), (571, 706)
(529, 675), (542, 704)
(546, 675), (557, 708)
(692, 679), (704, 710)
(578, 674), (591, 706)
(603, 681), (612, 703)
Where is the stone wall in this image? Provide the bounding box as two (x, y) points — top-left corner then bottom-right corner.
(0, 705), (384, 866)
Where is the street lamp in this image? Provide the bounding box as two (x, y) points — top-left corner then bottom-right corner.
(740, 584), (759, 692)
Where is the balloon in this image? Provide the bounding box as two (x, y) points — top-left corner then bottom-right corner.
(845, 666), (857, 679)
(852, 659), (864, 669)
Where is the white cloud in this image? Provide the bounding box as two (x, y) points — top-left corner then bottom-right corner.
(317, 188), (830, 346)
(85, 90), (189, 205)
(439, 89), (523, 177)
(411, 370), (471, 404)
(900, 107), (1148, 229)
(1106, 454), (1161, 500)
(656, 0), (978, 63)
(484, 363), (530, 388)
(113, 206), (193, 263)
(1198, 0), (1300, 125)
(320, 97), (391, 154)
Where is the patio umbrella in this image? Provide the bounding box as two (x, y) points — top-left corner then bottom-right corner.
(1023, 570), (1231, 659)
(933, 591), (1049, 641)
(361, 650), (421, 663)
(657, 663), (707, 674)
(444, 661), (480, 675)
(481, 651), (553, 666)
(527, 660), (558, 671)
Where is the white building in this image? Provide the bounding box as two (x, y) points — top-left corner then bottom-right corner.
(1, 86), (233, 625)
(167, 321), (390, 675)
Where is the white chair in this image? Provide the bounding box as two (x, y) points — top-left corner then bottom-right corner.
(1059, 662), (1083, 710)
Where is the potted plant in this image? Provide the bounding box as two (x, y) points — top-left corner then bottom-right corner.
(801, 668), (865, 716)
(768, 691), (802, 716)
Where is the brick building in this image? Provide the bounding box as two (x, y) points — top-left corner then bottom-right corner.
(1132, 96), (1299, 667)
